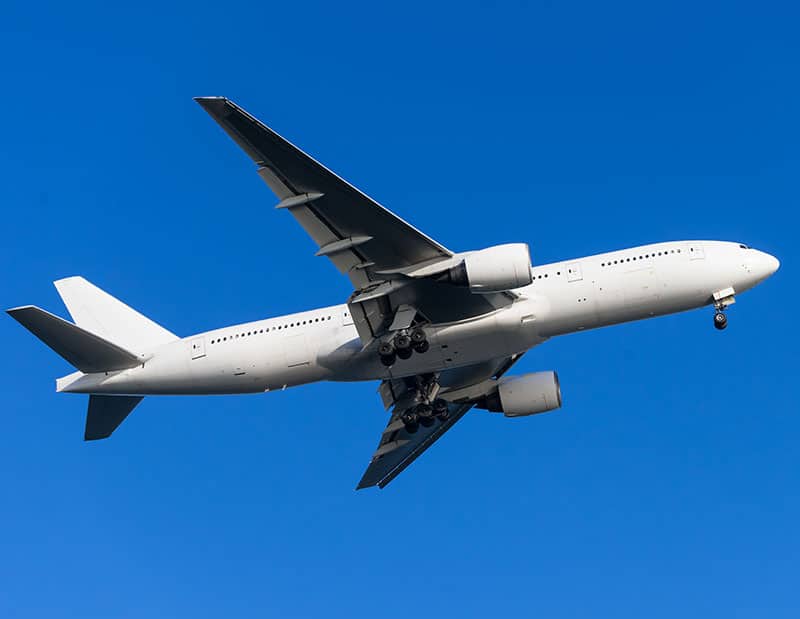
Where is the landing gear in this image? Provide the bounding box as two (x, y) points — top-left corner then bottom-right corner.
(377, 327), (429, 366)
(397, 377), (450, 433)
(378, 342), (396, 366)
(712, 287), (735, 332)
(394, 333), (413, 360)
(401, 410), (419, 434)
(433, 398), (449, 420)
(417, 403), (435, 427)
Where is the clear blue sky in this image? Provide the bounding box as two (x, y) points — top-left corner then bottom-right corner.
(1, 1), (797, 617)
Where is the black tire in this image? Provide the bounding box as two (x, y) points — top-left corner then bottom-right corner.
(379, 352), (396, 367)
(405, 421), (419, 434)
(413, 340), (430, 354)
(433, 398), (448, 414)
(415, 403), (433, 418)
(411, 328), (426, 344)
(714, 312), (728, 330)
(397, 347), (413, 360)
(394, 333), (412, 351)
(419, 416), (435, 428)
(378, 341), (395, 356)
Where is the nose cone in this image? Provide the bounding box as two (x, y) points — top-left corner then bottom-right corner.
(754, 250), (780, 280)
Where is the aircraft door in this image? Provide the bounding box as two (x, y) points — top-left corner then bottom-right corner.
(190, 337), (206, 360)
(566, 262), (583, 282)
(687, 242), (705, 260)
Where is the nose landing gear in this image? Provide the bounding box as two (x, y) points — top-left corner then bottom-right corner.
(712, 287), (736, 332)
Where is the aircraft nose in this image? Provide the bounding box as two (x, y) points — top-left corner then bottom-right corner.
(754, 250), (780, 280)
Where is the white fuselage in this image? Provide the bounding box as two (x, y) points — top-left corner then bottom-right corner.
(57, 240), (779, 396)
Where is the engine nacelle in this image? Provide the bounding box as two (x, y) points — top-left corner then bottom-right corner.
(446, 243), (533, 292)
(478, 371), (562, 417)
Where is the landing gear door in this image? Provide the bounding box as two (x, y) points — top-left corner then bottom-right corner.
(566, 262), (583, 282)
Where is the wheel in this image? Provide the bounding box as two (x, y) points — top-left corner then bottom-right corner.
(401, 411), (419, 433)
(714, 312), (728, 330)
(397, 347), (413, 360)
(417, 406), (435, 426)
(415, 403), (433, 418)
(394, 333), (412, 351)
(379, 352), (396, 367)
(378, 341), (394, 356)
(413, 340), (430, 354)
(433, 398), (448, 414)
(411, 328), (426, 344)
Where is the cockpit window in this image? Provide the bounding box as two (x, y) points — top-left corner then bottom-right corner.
(739, 244), (749, 249)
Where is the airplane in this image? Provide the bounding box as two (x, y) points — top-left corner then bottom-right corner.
(8, 97), (780, 489)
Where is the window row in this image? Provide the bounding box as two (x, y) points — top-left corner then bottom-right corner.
(601, 248), (680, 267)
(210, 315), (333, 344)
(532, 270), (561, 280)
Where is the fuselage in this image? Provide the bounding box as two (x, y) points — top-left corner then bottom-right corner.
(58, 240), (779, 396)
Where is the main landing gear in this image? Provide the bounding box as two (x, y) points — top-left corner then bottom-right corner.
(397, 374), (450, 434)
(400, 398), (450, 434)
(379, 327), (429, 367)
(712, 287), (736, 331)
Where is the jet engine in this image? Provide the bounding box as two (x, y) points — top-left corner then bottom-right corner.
(477, 371), (562, 417)
(444, 243), (533, 292)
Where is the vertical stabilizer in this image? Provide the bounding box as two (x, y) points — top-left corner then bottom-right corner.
(54, 277), (177, 354)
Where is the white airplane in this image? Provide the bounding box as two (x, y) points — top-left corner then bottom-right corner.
(8, 97), (780, 489)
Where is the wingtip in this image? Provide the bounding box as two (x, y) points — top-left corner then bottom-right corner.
(194, 96), (229, 108)
(6, 305), (36, 316)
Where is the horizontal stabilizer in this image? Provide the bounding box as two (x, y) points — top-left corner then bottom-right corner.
(85, 395), (143, 440)
(7, 306), (142, 373)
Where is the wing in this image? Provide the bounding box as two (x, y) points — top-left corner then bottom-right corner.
(195, 97), (514, 344)
(194, 97), (452, 287)
(357, 354), (524, 489)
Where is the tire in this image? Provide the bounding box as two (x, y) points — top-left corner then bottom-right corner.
(411, 328), (426, 344)
(714, 312), (728, 330)
(413, 340), (430, 354)
(433, 398), (448, 414)
(378, 341), (394, 356)
(379, 352), (396, 367)
(415, 403), (433, 418)
(394, 333), (412, 351)
(397, 347), (413, 360)
(405, 421), (419, 434)
(419, 416), (435, 428)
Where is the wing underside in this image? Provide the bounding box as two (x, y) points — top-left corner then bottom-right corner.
(357, 354), (524, 489)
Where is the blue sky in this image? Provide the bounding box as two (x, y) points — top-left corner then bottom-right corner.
(1, 1), (797, 616)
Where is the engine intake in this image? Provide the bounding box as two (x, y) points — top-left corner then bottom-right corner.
(477, 371), (562, 417)
(445, 243), (533, 292)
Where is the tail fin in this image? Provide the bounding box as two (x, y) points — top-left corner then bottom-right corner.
(85, 395), (143, 440)
(7, 306), (142, 373)
(54, 276), (177, 354)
